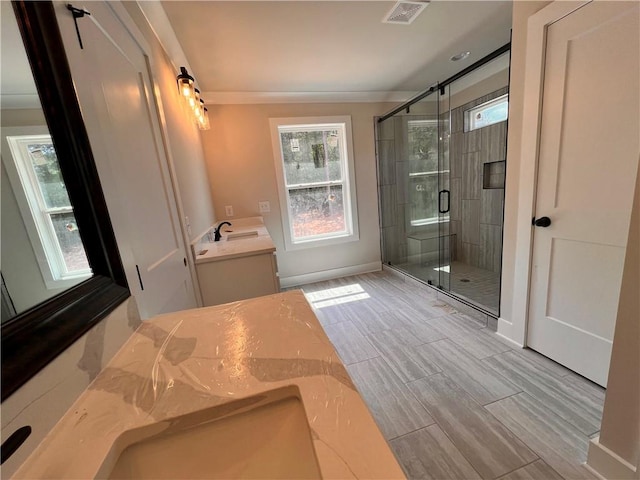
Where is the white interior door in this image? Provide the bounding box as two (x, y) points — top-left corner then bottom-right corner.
(527, 1), (639, 387)
(56, 2), (196, 318)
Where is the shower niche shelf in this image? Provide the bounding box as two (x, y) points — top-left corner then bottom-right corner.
(483, 160), (506, 189)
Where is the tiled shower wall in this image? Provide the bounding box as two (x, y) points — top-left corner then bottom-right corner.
(377, 115), (408, 265)
(378, 112), (439, 266)
(449, 87), (508, 273)
(377, 87), (507, 273)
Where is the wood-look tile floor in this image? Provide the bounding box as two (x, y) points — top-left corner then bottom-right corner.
(298, 270), (604, 480)
(397, 261), (501, 314)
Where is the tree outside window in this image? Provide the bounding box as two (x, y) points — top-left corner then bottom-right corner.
(270, 117), (359, 250)
(407, 120), (444, 226)
(4, 134), (91, 287)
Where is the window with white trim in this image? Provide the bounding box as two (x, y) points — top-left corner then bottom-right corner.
(407, 119), (448, 226)
(464, 93), (509, 132)
(270, 116), (359, 250)
(4, 134), (91, 288)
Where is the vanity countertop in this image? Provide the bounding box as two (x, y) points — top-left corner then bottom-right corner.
(12, 291), (405, 479)
(193, 216), (276, 264)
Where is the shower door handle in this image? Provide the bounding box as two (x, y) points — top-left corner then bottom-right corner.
(438, 190), (450, 214)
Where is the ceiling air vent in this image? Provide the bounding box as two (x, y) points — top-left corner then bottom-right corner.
(383, 1), (430, 25)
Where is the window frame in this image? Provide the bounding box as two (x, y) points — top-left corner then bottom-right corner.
(270, 116), (359, 251)
(3, 131), (92, 289)
(464, 93), (509, 132)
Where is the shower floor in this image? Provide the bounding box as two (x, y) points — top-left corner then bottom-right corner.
(395, 261), (500, 314)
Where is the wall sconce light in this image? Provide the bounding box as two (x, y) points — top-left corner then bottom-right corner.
(176, 67), (210, 130)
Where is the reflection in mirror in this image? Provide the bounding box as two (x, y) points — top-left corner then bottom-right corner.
(1, 1), (91, 322)
(2, 1), (128, 401)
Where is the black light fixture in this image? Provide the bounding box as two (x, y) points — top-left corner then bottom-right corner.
(176, 67), (210, 130)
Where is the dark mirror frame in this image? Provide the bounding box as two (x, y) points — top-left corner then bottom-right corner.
(1, 1), (129, 401)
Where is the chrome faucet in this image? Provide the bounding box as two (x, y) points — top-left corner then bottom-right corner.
(213, 221), (232, 242)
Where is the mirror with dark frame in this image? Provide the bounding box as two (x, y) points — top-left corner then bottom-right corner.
(1, 1), (129, 401)
(1, 1), (91, 320)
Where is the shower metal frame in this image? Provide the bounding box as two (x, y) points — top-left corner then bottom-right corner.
(378, 43), (511, 124)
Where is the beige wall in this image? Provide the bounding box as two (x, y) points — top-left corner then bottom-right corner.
(500, 0), (552, 322)
(592, 166), (639, 471)
(0, 108), (46, 127)
(449, 69), (510, 111)
(201, 102), (395, 282)
(123, 3), (216, 241)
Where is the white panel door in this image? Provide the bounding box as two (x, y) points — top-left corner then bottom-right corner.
(527, 1), (639, 386)
(56, 2), (196, 318)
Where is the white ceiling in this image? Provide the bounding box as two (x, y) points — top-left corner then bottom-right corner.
(161, 0), (513, 102)
(0, 1), (40, 109)
(1, 1), (513, 109)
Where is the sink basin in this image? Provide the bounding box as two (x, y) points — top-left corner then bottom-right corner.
(226, 230), (259, 241)
(105, 387), (321, 479)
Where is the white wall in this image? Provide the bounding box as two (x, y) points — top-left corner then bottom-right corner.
(123, 2), (216, 242)
(0, 298), (141, 477)
(201, 102), (396, 284)
(587, 167), (639, 479)
(500, 0), (552, 328)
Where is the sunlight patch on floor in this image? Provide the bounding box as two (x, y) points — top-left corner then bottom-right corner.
(304, 284), (370, 308)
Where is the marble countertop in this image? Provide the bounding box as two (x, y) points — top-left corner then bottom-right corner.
(12, 291), (405, 479)
(193, 217), (276, 264)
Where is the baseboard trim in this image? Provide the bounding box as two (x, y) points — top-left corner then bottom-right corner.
(586, 436), (637, 480)
(495, 327), (524, 348)
(280, 262), (382, 288)
(497, 317), (524, 346)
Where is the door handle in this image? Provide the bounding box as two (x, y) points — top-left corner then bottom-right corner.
(438, 190), (450, 214)
(533, 216), (552, 227)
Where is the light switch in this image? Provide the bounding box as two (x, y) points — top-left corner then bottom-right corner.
(225, 205), (234, 217)
(259, 201), (270, 213)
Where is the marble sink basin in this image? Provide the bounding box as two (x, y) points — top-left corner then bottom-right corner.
(105, 386), (321, 479)
(226, 230), (259, 241)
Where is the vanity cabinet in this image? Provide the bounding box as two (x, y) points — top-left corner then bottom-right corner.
(197, 252), (279, 306)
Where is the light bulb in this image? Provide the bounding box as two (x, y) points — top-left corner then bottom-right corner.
(177, 67), (196, 106)
(180, 82), (193, 98)
(194, 99), (205, 119)
(189, 88), (201, 110)
(199, 107), (210, 130)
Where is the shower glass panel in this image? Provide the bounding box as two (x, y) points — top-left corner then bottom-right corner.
(376, 49), (509, 316)
(437, 84), (451, 293)
(377, 89), (442, 287)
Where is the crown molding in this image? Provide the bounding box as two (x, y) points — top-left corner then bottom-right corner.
(135, 1), (194, 75)
(200, 90), (418, 105)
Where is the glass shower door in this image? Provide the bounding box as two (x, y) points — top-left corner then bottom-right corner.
(376, 47), (510, 317)
(437, 51), (510, 315)
(406, 114), (440, 286)
(437, 84), (451, 291)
